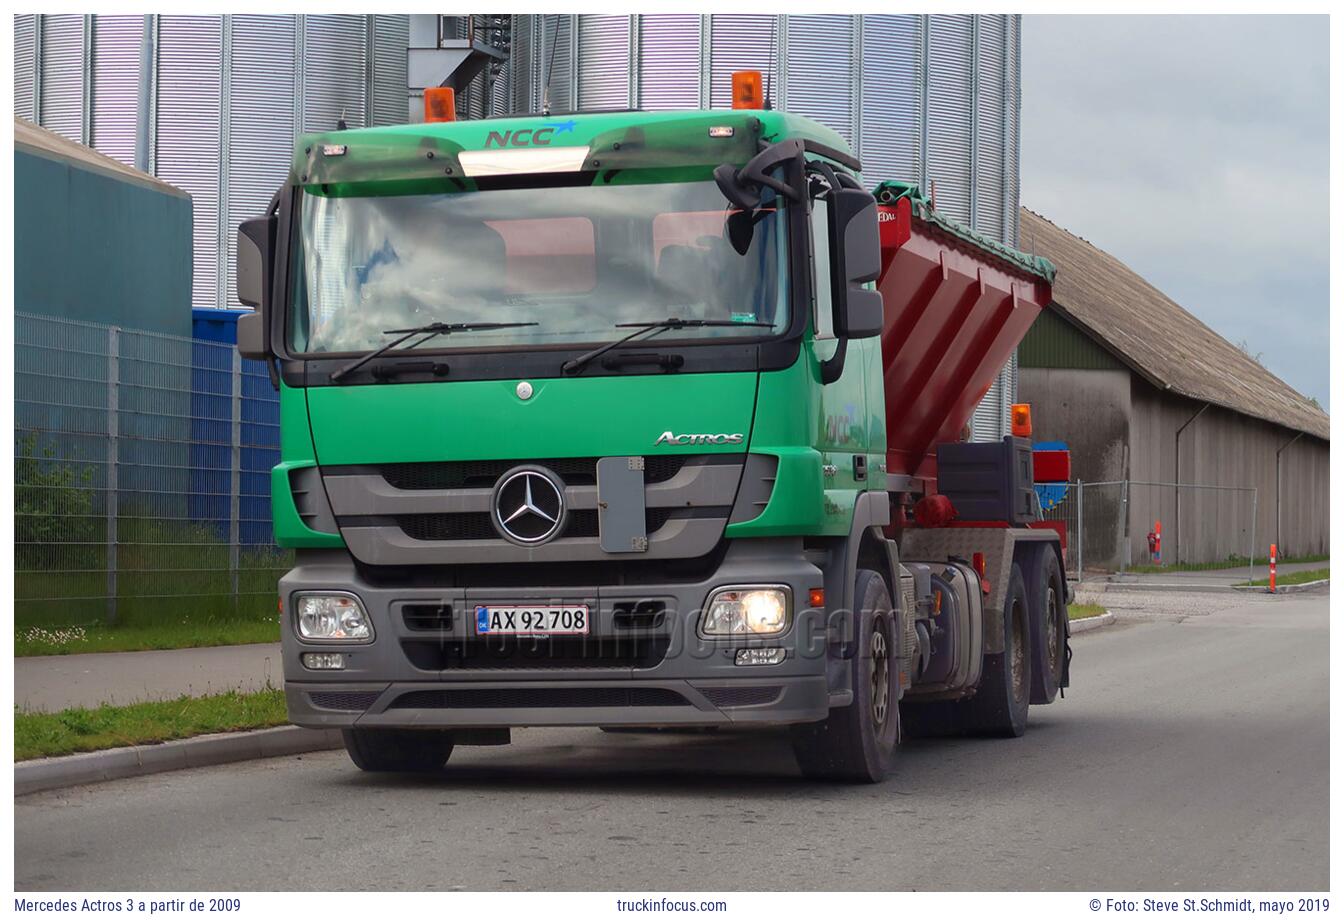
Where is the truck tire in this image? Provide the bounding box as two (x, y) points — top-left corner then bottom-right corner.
(900, 563), (1032, 738)
(963, 563), (1032, 737)
(1027, 547), (1067, 705)
(341, 728), (455, 773)
(790, 569), (900, 783)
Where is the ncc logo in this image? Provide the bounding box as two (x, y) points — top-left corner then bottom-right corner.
(484, 120), (578, 149)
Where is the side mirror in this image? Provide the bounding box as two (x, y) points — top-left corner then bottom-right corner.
(830, 187), (884, 340)
(236, 215), (276, 360)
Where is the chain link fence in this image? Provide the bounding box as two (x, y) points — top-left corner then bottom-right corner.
(1040, 479), (1259, 581)
(15, 313), (289, 629)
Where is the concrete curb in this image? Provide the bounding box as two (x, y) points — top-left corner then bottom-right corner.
(1069, 611), (1116, 634)
(15, 725), (343, 797)
(1232, 578), (1330, 595)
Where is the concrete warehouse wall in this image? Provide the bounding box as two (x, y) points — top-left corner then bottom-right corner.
(1022, 365), (1330, 565)
(1129, 384), (1329, 563)
(1022, 367), (1132, 483)
(14, 146), (192, 337)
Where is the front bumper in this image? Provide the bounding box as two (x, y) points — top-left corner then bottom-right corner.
(280, 540), (831, 729)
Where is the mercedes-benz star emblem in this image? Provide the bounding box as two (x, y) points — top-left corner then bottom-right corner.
(492, 467), (566, 545)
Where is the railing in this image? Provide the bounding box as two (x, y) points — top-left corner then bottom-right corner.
(15, 312), (290, 628)
(1040, 479), (1258, 582)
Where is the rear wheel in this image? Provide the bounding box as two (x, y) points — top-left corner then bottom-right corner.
(791, 569), (900, 783)
(963, 563), (1031, 737)
(1028, 548), (1067, 704)
(901, 563), (1031, 738)
(342, 728), (455, 773)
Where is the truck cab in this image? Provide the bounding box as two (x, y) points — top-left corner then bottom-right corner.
(237, 81), (1066, 783)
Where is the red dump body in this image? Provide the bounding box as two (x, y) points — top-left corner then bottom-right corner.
(876, 197), (1053, 485)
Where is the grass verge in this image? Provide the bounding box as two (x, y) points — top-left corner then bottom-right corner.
(14, 688), (288, 761)
(1238, 568), (1329, 588)
(16, 619), (280, 657)
(1068, 603), (1107, 621)
(1125, 552), (1328, 575)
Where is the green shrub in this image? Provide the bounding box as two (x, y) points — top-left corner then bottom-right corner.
(14, 432), (100, 572)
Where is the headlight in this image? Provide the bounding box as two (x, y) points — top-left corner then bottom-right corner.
(295, 594), (372, 641)
(701, 586), (791, 637)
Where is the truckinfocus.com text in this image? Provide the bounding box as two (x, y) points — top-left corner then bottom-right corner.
(615, 898), (729, 912)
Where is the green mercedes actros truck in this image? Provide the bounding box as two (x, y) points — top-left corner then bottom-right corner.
(236, 74), (1070, 783)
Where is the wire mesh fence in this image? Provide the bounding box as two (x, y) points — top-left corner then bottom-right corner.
(15, 312), (289, 629)
(1040, 479), (1258, 581)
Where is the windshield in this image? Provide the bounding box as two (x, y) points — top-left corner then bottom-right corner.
(290, 179), (789, 355)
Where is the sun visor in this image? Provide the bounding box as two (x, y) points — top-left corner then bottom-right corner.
(458, 145), (591, 177)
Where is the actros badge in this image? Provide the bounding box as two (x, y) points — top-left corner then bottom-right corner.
(654, 431), (745, 446)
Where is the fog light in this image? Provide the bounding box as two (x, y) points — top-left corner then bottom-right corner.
(296, 593), (372, 641)
(735, 647), (786, 666)
(701, 586), (791, 637)
(302, 652), (346, 670)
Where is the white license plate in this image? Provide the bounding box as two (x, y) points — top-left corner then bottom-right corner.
(475, 605), (590, 636)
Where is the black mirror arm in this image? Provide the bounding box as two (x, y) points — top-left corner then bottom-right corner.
(716, 138), (808, 211)
(739, 139), (805, 202)
(819, 336), (848, 385)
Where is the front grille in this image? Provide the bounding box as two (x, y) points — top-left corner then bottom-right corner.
(396, 508), (675, 543)
(402, 603), (453, 631)
(700, 686), (783, 708)
(379, 455), (695, 491)
(398, 512), (497, 542)
(612, 600), (667, 630)
(389, 686), (690, 709)
(401, 636), (670, 671)
(307, 690), (382, 712)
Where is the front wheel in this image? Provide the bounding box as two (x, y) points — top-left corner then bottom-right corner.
(342, 728), (455, 773)
(790, 569), (900, 783)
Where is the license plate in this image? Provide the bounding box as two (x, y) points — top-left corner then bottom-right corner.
(475, 605), (590, 636)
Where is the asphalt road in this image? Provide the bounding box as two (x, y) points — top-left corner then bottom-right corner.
(15, 590), (1329, 891)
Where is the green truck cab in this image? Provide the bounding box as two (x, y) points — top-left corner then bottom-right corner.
(237, 98), (1066, 783)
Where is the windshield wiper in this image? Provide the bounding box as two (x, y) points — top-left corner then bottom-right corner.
(561, 317), (773, 376)
(330, 321), (537, 383)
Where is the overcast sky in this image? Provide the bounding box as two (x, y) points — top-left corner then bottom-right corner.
(1020, 14), (1329, 410)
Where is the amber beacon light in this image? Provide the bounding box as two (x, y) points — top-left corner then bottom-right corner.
(1010, 403), (1033, 438)
(424, 86), (457, 123)
(731, 70), (764, 110)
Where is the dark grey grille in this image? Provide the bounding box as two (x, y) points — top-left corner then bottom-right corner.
(389, 686), (690, 709)
(402, 603), (453, 631)
(379, 455), (696, 491)
(395, 508), (675, 543)
(307, 690), (382, 712)
(612, 600), (667, 630)
(700, 686), (784, 708)
(400, 636), (670, 671)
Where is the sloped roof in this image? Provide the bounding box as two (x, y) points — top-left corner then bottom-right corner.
(15, 117), (189, 198)
(1020, 207), (1328, 441)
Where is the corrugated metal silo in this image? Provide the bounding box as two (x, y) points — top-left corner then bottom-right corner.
(505, 13), (1023, 439)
